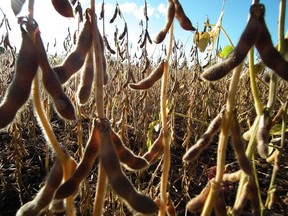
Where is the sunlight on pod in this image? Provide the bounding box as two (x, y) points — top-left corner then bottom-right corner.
(33, 25), (76, 120)
(129, 60), (165, 90)
(256, 108), (272, 159)
(0, 25), (39, 129)
(77, 48), (94, 105)
(49, 199), (65, 214)
(16, 159), (63, 216)
(142, 129), (165, 164)
(54, 11), (92, 84)
(214, 194), (227, 216)
(223, 170), (241, 183)
(201, 4), (264, 81)
(232, 181), (249, 216)
(55, 119), (100, 199)
(11, 0), (26, 15)
(154, 0), (175, 44)
(109, 128), (149, 171)
(255, 6), (288, 81)
(51, 0), (74, 18)
(173, 0), (196, 31)
(183, 112), (222, 161)
(231, 110), (253, 176)
(98, 120), (158, 214)
(186, 182), (211, 213)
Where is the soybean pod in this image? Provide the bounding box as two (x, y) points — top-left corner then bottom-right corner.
(129, 60), (165, 90)
(55, 119), (100, 199)
(16, 159), (63, 216)
(98, 120), (158, 214)
(109, 129), (149, 171)
(201, 4), (264, 81)
(54, 13), (92, 84)
(0, 26), (39, 129)
(255, 7), (288, 81)
(33, 27), (76, 120)
(77, 48), (94, 105)
(174, 0), (195, 31)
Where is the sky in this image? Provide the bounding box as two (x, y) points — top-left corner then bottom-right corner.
(0, 0), (287, 60)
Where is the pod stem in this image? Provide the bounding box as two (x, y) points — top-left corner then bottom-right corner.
(32, 73), (76, 216)
(201, 62), (243, 216)
(248, 47), (264, 115)
(90, 1), (107, 215)
(158, 22), (173, 216)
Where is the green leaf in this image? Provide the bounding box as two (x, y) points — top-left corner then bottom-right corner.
(269, 123), (288, 135)
(0, 46), (5, 54)
(218, 45), (233, 59)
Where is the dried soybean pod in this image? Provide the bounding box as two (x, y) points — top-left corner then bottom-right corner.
(232, 181), (249, 216)
(173, 0), (195, 31)
(103, 36), (116, 55)
(186, 182), (211, 213)
(231, 110), (253, 176)
(201, 4), (263, 81)
(77, 48), (94, 105)
(255, 11), (288, 81)
(119, 22), (127, 41)
(154, 0), (175, 44)
(11, 0), (26, 15)
(142, 130), (164, 164)
(256, 108), (272, 159)
(55, 119), (100, 199)
(54, 15), (92, 84)
(0, 27), (39, 129)
(34, 30), (75, 120)
(16, 159), (63, 216)
(247, 178), (260, 216)
(214, 194), (227, 216)
(110, 5), (118, 23)
(51, 0), (74, 18)
(110, 129), (149, 171)
(223, 170), (241, 183)
(183, 112), (222, 161)
(99, 121), (158, 214)
(166, 194), (176, 216)
(129, 60), (165, 90)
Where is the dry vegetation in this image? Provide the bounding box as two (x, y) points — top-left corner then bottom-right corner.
(1, 0), (288, 215)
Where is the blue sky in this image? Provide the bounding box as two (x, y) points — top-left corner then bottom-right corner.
(0, 0), (287, 57)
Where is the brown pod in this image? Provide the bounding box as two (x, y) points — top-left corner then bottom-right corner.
(16, 159), (63, 216)
(51, 0), (74, 18)
(256, 108), (271, 159)
(223, 170), (241, 183)
(201, 4), (264, 81)
(214, 194), (227, 216)
(77, 48), (94, 105)
(129, 60), (165, 90)
(142, 130), (164, 164)
(154, 0), (175, 44)
(34, 31), (76, 120)
(110, 5), (118, 23)
(119, 23), (127, 41)
(255, 9), (288, 81)
(55, 119), (100, 199)
(166, 194), (177, 216)
(186, 182), (211, 213)
(11, 0), (26, 15)
(247, 178), (260, 216)
(54, 17), (92, 84)
(103, 36), (116, 55)
(231, 110), (253, 176)
(98, 121), (158, 214)
(174, 0), (195, 31)
(0, 27), (39, 129)
(183, 112), (222, 161)
(110, 129), (149, 171)
(232, 181), (249, 216)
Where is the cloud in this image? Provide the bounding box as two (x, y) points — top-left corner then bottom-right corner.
(157, 3), (167, 16)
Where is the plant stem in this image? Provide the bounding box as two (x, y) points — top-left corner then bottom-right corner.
(159, 22), (173, 216)
(90, 1), (107, 215)
(201, 62), (243, 216)
(248, 47), (263, 115)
